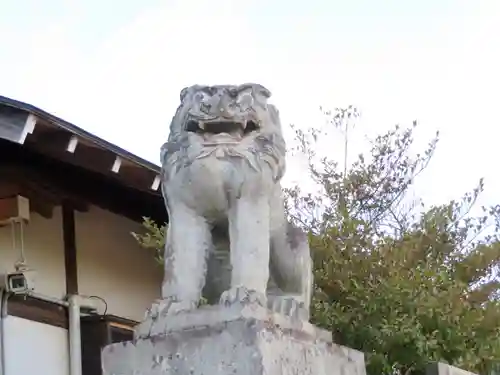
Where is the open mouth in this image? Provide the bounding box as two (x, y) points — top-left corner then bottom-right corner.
(185, 119), (259, 136)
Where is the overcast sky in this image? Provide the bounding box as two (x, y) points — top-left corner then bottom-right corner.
(1, 0), (499, 208)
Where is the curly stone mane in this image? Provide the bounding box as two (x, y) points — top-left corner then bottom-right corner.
(161, 83), (286, 184)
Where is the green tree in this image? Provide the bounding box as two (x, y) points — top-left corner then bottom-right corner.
(289, 108), (500, 375)
(132, 217), (165, 264)
(133, 108), (500, 375)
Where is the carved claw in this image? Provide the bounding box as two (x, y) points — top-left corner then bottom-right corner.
(145, 298), (197, 319)
(267, 295), (309, 321)
(219, 286), (267, 307)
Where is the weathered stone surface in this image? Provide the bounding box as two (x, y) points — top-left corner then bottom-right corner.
(134, 303), (331, 341)
(427, 363), (478, 375)
(158, 83), (313, 320)
(101, 84), (366, 374)
(102, 305), (366, 375)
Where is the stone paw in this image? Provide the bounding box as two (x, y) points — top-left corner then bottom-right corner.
(145, 298), (197, 319)
(219, 286), (267, 307)
(267, 295), (309, 321)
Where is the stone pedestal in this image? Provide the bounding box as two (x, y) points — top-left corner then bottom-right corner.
(102, 304), (366, 375)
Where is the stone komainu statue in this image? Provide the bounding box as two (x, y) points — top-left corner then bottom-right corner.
(159, 83), (312, 320)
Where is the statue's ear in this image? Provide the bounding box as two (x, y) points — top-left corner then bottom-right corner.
(180, 87), (190, 102)
(253, 84), (271, 98)
(239, 83), (271, 99)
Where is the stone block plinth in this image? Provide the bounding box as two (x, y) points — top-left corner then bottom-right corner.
(102, 304), (366, 375)
(427, 363), (479, 375)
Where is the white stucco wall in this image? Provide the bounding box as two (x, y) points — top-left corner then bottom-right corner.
(3, 316), (68, 375)
(0, 207), (66, 298)
(0, 205), (162, 321)
(75, 206), (162, 321)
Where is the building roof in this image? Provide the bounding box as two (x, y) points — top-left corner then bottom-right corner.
(0, 94), (167, 224)
(0, 95), (161, 172)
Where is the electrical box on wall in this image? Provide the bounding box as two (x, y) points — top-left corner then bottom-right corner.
(0, 195), (30, 226)
(2, 269), (36, 294)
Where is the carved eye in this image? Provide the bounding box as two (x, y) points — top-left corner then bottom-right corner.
(237, 92), (254, 110)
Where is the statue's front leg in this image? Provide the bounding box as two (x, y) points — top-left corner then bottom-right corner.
(220, 196), (270, 307)
(159, 204), (211, 315)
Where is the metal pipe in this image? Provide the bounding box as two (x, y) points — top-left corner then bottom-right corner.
(29, 292), (68, 307)
(68, 294), (82, 375)
(0, 289), (96, 375)
(26, 292), (96, 314)
(0, 290), (92, 375)
(0, 289), (9, 375)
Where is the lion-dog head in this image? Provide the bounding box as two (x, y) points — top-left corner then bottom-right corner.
(161, 83), (286, 182)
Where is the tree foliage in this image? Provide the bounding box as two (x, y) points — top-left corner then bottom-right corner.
(132, 217), (165, 264)
(289, 108), (500, 375)
(133, 107), (500, 375)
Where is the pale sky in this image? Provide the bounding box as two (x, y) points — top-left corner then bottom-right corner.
(1, 0), (500, 208)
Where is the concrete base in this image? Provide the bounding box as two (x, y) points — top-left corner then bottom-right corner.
(102, 304), (366, 375)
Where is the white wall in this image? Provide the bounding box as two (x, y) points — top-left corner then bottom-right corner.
(0, 208), (66, 298)
(0, 204), (162, 322)
(3, 316), (69, 375)
(76, 206), (162, 321)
